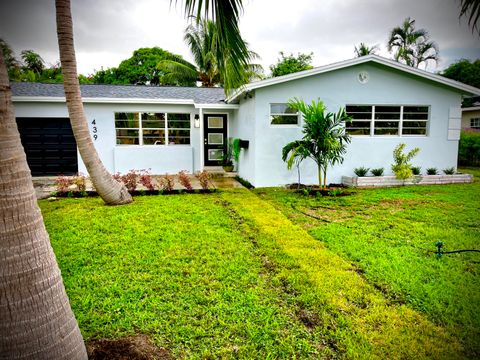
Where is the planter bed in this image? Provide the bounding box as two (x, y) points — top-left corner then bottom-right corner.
(342, 174), (473, 188)
(51, 189), (217, 198)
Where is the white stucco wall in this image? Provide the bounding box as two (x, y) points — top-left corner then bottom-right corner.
(13, 101), (201, 175)
(251, 63), (463, 187)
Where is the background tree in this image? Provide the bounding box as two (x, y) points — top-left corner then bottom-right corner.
(387, 17), (439, 68)
(441, 58), (480, 106)
(92, 47), (195, 86)
(20, 50), (45, 75)
(459, 0), (480, 34)
(158, 19), (262, 90)
(0, 38), (21, 79)
(269, 52), (314, 77)
(282, 99), (352, 189)
(354, 43), (379, 57)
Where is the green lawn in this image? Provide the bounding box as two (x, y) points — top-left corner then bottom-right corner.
(39, 169), (479, 359)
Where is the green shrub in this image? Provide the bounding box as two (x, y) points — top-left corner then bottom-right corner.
(411, 166), (421, 175)
(371, 167), (384, 176)
(427, 167), (438, 175)
(391, 143), (420, 180)
(458, 130), (480, 166)
(443, 167), (456, 175)
(354, 166), (369, 177)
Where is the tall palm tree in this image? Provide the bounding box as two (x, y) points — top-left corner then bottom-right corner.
(159, 19), (262, 92)
(387, 18), (439, 69)
(56, 0), (132, 205)
(1, 1), (246, 358)
(0, 50), (88, 360)
(282, 99), (352, 189)
(460, 0), (480, 34)
(354, 43), (379, 57)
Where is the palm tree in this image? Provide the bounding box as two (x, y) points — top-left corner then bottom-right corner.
(56, 0), (132, 205)
(282, 99), (352, 189)
(354, 43), (379, 57)
(0, 49), (88, 360)
(460, 0), (480, 34)
(0, 1), (247, 358)
(387, 17), (439, 69)
(159, 19), (262, 92)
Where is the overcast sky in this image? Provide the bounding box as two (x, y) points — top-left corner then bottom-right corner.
(1, 0), (479, 76)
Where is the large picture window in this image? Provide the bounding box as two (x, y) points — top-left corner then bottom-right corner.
(346, 105), (429, 136)
(270, 104), (299, 125)
(115, 112), (191, 145)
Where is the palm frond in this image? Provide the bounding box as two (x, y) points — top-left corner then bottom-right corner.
(460, 0), (480, 34)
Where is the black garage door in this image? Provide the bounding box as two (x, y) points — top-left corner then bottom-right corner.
(16, 117), (78, 176)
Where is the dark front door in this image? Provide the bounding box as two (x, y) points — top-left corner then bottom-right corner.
(204, 114), (227, 166)
(16, 117), (78, 176)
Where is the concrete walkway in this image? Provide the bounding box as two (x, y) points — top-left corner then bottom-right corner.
(33, 172), (244, 199)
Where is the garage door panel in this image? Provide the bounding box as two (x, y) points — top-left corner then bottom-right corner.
(16, 117), (78, 176)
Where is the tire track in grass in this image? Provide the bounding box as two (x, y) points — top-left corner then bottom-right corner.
(221, 189), (465, 359)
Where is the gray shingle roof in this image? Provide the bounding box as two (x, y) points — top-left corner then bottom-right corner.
(11, 82), (227, 104)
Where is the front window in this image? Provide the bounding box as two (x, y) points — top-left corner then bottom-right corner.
(115, 112), (191, 145)
(270, 103), (299, 125)
(470, 117), (480, 129)
(346, 105), (429, 136)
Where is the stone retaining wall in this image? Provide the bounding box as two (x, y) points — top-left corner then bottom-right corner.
(342, 174), (473, 187)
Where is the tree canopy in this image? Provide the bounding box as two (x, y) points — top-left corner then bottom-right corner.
(269, 52), (313, 77)
(354, 43), (379, 57)
(92, 47), (195, 86)
(441, 58), (480, 89)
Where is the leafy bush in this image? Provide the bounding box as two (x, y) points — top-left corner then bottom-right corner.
(328, 188), (344, 197)
(195, 170), (211, 190)
(160, 174), (175, 192)
(443, 167), (456, 175)
(178, 170), (193, 190)
(458, 130), (480, 166)
(391, 143), (420, 180)
(122, 170), (138, 192)
(55, 175), (74, 194)
(411, 166), (421, 176)
(73, 173), (87, 192)
(234, 176), (254, 189)
(426, 167), (438, 175)
(354, 167), (370, 177)
(371, 168), (384, 176)
(138, 169), (156, 191)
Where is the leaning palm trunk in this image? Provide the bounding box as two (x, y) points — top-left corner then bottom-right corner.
(0, 51), (87, 360)
(56, 0), (132, 205)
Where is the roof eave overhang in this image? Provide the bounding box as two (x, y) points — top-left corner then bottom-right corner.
(225, 55), (480, 103)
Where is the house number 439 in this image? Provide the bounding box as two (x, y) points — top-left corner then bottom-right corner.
(91, 119), (98, 140)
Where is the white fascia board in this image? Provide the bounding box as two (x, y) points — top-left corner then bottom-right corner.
(461, 106), (480, 112)
(12, 96), (196, 105)
(226, 55), (480, 103)
(194, 103), (239, 109)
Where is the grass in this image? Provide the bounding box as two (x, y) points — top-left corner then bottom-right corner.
(255, 167), (480, 357)
(38, 170), (479, 358)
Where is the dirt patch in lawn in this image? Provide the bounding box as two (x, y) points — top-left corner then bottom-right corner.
(87, 335), (173, 360)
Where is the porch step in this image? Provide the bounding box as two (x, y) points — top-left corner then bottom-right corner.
(203, 166), (238, 178)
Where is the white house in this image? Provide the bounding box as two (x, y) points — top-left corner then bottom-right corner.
(12, 55), (480, 187)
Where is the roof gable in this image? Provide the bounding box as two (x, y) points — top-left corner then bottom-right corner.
(226, 55), (480, 102)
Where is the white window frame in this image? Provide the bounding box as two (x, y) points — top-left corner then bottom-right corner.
(470, 117), (480, 129)
(269, 103), (300, 127)
(115, 112), (192, 146)
(346, 104), (429, 137)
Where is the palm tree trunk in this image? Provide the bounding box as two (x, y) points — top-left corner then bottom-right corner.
(0, 50), (87, 360)
(323, 166), (327, 190)
(317, 164), (322, 189)
(56, 0), (132, 205)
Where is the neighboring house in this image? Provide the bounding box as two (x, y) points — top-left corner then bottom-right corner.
(461, 106), (480, 130)
(11, 55), (480, 187)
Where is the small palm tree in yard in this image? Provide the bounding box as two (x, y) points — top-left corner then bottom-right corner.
(282, 99), (352, 189)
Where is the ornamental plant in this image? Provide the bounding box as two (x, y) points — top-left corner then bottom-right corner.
(178, 170), (193, 190)
(427, 167), (438, 175)
(443, 167), (455, 175)
(160, 174), (175, 192)
(73, 173), (87, 193)
(138, 169), (156, 191)
(371, 167), (384, 176)
(195, 170), (211, 190)
(391, 143), (420, 180)
(55, 175), (74, 194)
(354, 167), (370, 177)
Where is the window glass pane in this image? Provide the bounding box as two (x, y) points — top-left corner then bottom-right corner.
(208, 117), (223, 128)
(208, 149), (223, 160)
(143, 129), (165, 145)
(402, 128), (427, 135)
(403, 106), (428, 113)
(270, 104), (297, 114)
(375, 106), (401, 113)
(270, 115), (298, 125)
(346, 105), (372, 120)
(116, 129), (139, 145)
(142, 113), (165, 129)
(168, 113), (190, 121)
(374, 127), (399, 135)
(471, 118), (480, 128)
(168, 129), (190, 145)
(115, 112), (139, 128)
(403, 121), (428, 128)
(168, 115), (190, 129)
(347, 128), (371, 135)
(208, 133), (223, 144)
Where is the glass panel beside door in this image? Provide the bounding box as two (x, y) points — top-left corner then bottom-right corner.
(204, 114), (227, 166)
